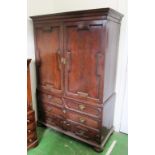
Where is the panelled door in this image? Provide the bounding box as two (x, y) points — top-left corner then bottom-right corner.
(63, 20), (106, 103)
(35, 23), (64, 95)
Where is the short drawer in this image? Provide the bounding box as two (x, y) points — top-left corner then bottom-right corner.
(27, 111), (35, 124)
(38, 92), (63, 106)
(38, 102), (65, 117)
(65, 99), (101, 117)
(67, 110), (99, 129)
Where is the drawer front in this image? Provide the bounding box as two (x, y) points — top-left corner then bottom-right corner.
(67, 110), (99, 129)
(27, 122), (36, 130)
(38, 92), (63, 106)
(41, 114), (63, 128)
(27, 122), (36, 135)
(39, 113), (71, 131)
(72, 124), (101, 143)
(65, 99), (101, 117)
(27, 111), (35, 124)
(38, 102), (65, 117)
(27, 132), (37, 145)
(27, 128), (35, 136)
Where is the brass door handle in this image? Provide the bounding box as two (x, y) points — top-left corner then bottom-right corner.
(57, 50), (62, 69)
(61, 57), (67, 64)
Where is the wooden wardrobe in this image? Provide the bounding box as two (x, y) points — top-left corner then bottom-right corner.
(31, 8), (123, 151)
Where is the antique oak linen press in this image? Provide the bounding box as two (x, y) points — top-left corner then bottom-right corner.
(31, 8), (123, 151)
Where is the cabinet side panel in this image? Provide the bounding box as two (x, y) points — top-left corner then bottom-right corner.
(103, 21), (121, 102)
(102, 94), (115, 129)
(101, 94), (115, 143)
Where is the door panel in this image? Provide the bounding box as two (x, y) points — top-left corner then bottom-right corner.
(35, 24), (63, 94)
(64, 20), (105, 103)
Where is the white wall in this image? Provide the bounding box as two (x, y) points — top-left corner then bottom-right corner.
(27, 19), (37, 117)
(114, 0), (128, 132)
(28, 0), (119, 16)
(27, 0), (128, 133)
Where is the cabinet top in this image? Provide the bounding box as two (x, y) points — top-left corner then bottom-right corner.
(30, 8), (123, 24)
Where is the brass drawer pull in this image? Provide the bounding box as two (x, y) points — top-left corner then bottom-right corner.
(79, 104), (86, 110)
(47, 107), (52, 112)
(43, 84), (54, 91)
(52, 101), (59, 105)
(75, 130), (85, 136)
(66, 123), (70, 126)
(63, 109), (66, 113)
(79, 118), (86, 124)
(47, 95), (52, 99)
(63, 121), (70, 125)
(63, 121), (67, 124)
(53, 99), (59, 104)
(75, 130), (89, 139)
(28, 129), (31, 133)
(47, 85), (54, 91)
(77, 92), (88, 97)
